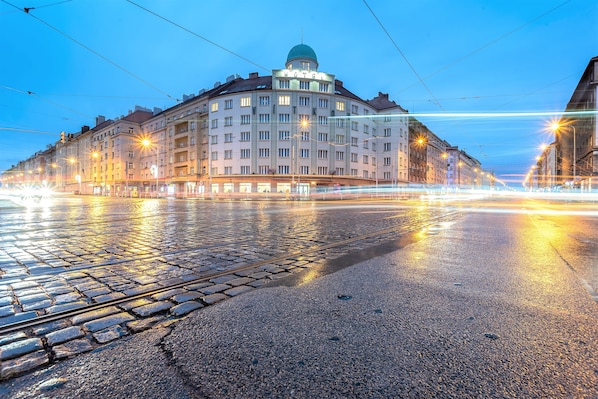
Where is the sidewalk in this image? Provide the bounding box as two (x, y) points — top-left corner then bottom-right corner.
(2, 211), (598, 398)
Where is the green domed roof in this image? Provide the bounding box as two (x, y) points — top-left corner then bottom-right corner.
(286, 44), (318, 64)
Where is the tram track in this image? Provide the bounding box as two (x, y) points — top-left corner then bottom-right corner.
(0, 210), (460, 336)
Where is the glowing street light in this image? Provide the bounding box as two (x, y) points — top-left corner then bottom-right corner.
(550, 120), (577, 186)
(140, 137), (160, 197)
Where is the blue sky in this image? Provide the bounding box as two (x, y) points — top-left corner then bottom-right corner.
(1, 0), (597, 185)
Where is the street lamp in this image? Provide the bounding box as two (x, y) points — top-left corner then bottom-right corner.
(141, 138), (160, 197)
(551, 121), (576, 188)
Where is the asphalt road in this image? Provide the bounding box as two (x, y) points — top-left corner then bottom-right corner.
(1, 198), (597, 398)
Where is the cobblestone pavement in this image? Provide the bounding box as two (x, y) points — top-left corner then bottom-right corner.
(0, 196), (458, 379)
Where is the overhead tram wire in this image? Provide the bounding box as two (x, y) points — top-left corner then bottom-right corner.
(1, 85), (93, 119)
(361, 0), (444, 112)
(125, 0), (270, 73)
(1, 0), (177, 102)
(396, 0), (572, 95)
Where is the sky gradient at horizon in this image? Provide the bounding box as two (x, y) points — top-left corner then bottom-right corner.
(1, 0), (597, 185)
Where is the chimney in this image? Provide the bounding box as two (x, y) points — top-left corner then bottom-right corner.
(96, 115), (106, 126)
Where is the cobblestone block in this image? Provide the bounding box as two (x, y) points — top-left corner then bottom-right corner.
(261, 265), (285, 273)
(210, 274), (238, 284)
(92, 325), (127, 344)
(226, 277), (256, 287)
(157, 277), (184, 286)
(0, 311), (37, 327)
(13, 288), (44, 297)
(53, 293), (83, 305)
(45, 286), (74, 296)
(72, 306), (120, 325)
(0, 332), (28, 346)
(247, 271), (271, 279)
(131, 301), (173, 317)
(170, 301), (204, 317)
(9, 281), (38, 290)
(126, 316), (165, 333)
(224, 285), (254, 297)
(0, 305), (15, 318)
(151, 288), (186, 301)
(17, 293), (49, 304)
(118, 298), (153, 311)
(184, 282), (212, 290)
(46, 301), (88, 314)
(233, 267), (262, 277)
(83, 313), (135, 332)
(32, 320), (70, 336)
(0, 296), (13, 307)
(201, 293), (228, 305)
(52, 338), (93, 359)
(0, 338), (43, 360)
(247, 279), (268, 288)
(1, 350), (48, 379)
(200, 284), (231, 295)
(123, 283), (162, 296)
(22, 299), (52, 312)
(82, 287), (112, 298)
(92, 292), (126, 303)
(267, 272), (293, 280)
(45, 326), (85, 346)
(171, 292), (202, 304)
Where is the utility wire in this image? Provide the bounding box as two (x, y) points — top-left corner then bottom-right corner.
(1, 0), (177, 102)
(362, 0), (444, 111)
(126, 0), (270, 73)
(397, 1), (572, 94)
(1, 85), (93, 119)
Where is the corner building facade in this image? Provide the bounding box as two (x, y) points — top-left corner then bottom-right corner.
(118, 44), (409, 197)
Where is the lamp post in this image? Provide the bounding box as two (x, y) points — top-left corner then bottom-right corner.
(551, 121), (577, 188)
(141, 138), (160, 197)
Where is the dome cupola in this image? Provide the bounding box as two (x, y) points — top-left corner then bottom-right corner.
(285, 43), (318, 71)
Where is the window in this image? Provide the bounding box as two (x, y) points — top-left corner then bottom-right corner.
(336, 101), (345, 111)
(336, 167), (344, 175)
(335, 135), (345, 144)
(224, 150), (232, 159)
(351, 153), (358, 162)
(300, 165), (309, 174)
(363, 155), (369, 164)
(301, 131), (310, 141)
(240, 131), (250, 141)
(384, 171), (391, 180)
(318, 98), (329, 108)
(211, 151), (218, 160)
(299, 80), (310, 90)
(279, 79), (290, 89)
(211, 102), (218, 112)
(384, 157), (391, 166)
(351, 121), (358, 131)
(278, 148), (290, 158)
(279, 114), (290, 123)
(258, 148), (270, 157)
(224, 166), (232, 175)
(364, 109), (370, 116)
(224, 116), (233, 126)
(211, 119), (218, 129)
(259, 130), (270, 140)
(351, 169), (358, 176)
(384, 143), (391, 151)
(240, 97), (251, 107)
(351, 105), (358, 114)
(211, 135), (218, 144)
(318, 132), (328, 142)
(224, 99), (233, 109)
(384, 115), (392, 122)
(318, 150), (328, 159)
(259, 114), (270, 123)
(300, 149), (310, 158)
(240, 115), (251, 125)
(278, 165), (290, 174)
(336, 151), (344, 161)
(335, 119), (345, 128)
(225, 133), (233, 142)
(319, 83), (329, 92)
(259, 96), (270, 105)
(318, 116), (328, 125)
(241, 165), (251, 174)
(279, 131), (290, 140)
(278, 95), (291, 106)
(317, 166), (328, 175)
(240, 149), (250, 158)
(299, 114), (310, 126)
(258, 165), (269, 174)
(384, 128), (391, 137)
(364, 124), (369, 134)
(299, 96), (310, 106)
(363, 170), (369, 178)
